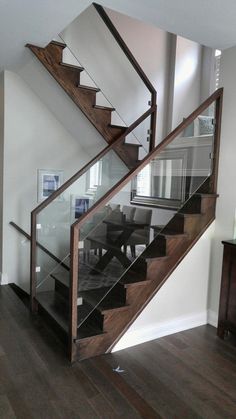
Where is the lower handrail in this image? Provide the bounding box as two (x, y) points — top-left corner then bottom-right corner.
(10, 222), (70, 271)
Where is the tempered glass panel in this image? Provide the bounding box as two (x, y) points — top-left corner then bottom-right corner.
(75, 102), (216, 331)
(35, 115), (151, 292)
(59, 5), (152, 144)
(131, 104), (215, 208)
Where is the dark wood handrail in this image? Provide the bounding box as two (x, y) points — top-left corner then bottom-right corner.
(31, 105), (155, 216)
(10, 222), (70, 271)
(72, 88), (223, 230)
(93, 3), (156, 96)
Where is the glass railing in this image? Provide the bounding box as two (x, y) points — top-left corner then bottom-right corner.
(32, 89), (223, 346)
(70, 101), (217, 333)
(59, 3), (156, 152)
(32, 116), (152, 302)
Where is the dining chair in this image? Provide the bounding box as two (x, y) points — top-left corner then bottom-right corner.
(124, 208), (152, 258)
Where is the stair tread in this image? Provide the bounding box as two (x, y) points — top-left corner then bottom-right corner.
(195, 193), (219, 198)
(36, 290), (101, 333)
(77, 322), (104, 340)
(93, 105), (115, 111)
(50, 40), (66, 48)
(36, 291), (69, 333)
(124, 142), (142, 148)
(177, 212), (203, 217)
(77, 84), (100, 92)
(141, 247), (167, 260)
(159, 232), (188, 238)
(123, 278), (151, 288)
(151, 225), (188, 238)
(109, 123), (127, 130)
(60, 62), (84, 71)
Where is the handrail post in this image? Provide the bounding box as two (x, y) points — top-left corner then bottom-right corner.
(30, 212), (37, 312)
(150, 92), (157, 151)
(209, 91), (223, 194)
(69, 224), (79, 363)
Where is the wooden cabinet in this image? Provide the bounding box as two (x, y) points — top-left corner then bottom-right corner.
(217, 240), (236, 339)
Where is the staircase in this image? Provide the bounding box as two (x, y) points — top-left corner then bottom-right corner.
(23, 5), (223, 362)
(36, 188), (218, 361)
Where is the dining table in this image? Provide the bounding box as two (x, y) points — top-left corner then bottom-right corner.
(88, 218), (149, 273)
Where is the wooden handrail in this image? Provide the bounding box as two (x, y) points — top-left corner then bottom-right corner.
(10, 222), (70, 271)
(72, 88), (224, 230)
(93, 3), (156, 95)
(31, 105), (155, 217)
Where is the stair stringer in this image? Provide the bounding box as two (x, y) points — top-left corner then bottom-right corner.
(76, 194), (217, 361)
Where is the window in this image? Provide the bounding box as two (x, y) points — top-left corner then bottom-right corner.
(86, 160), (102, 194)
(215, 49), (222, 90)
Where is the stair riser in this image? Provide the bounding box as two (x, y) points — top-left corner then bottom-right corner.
(45, 43), (64, 62)
(182, 195), (216, 215)
(113, 142), (138, 169)
(82, 283), (126, 313)
(93, 108), (112, 126)
(80, 310), (104, 333)
(55, 278), (69, 299)
(164, 217), (185, 234)
(151, 235), (166, 254)
(181, 196), (202, 213)
(125, 282), (151, 305)
(200, 196), (217, 214)
(120, 258), (147, 286)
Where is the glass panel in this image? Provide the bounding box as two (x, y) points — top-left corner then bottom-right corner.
(59, 4), (152, 149)
(35, 116), (150, 290)
(72, 102), (216, 334)
(131, 103), (215, 208)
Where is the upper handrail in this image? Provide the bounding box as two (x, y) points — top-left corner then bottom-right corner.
(31, 105), (155, 216)
(93, 3), (157, 98)
(72, 88), (223, 230)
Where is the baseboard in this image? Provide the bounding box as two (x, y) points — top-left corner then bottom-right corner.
(207, 309), (218, 327)
(112, 311), (208, 352)
(0, 273), (8, 285)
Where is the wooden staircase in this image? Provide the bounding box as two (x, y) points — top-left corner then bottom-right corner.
(26, 40), (142, 169)
(24, 3), (223, 363)
(35, 189), (218, 361)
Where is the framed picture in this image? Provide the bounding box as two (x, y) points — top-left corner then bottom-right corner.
(70, 195), (92, 221)
(37, 169), (63, 202)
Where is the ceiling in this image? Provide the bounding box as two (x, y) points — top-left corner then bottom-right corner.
(1, 0), (236, 72)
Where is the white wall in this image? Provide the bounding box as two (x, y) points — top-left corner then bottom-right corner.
(2, 71), (92, 290)
(106, 7), (171, 142)
(172, 36), (202, 128)
(207, 46), (236, 320)
(0, 72), (4, 280)
(113, 223), (214, 351)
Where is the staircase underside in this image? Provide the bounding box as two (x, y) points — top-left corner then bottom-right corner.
(35, 188), (218, 361)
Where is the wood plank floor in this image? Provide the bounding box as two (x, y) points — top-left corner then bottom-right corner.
(0, 284), (236, 418)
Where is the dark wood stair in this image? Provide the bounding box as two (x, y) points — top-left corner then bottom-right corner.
(26, 40), (140, 168)
(33, 189), (218, 361)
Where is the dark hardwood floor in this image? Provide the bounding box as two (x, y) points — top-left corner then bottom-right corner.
(0, 284), (236, 419)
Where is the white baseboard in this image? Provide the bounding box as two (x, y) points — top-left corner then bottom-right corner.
(0, 273), (8, 285)
(207, 309), (218, 327)
(112, 311), (208, 352)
